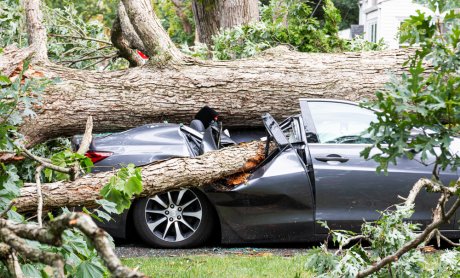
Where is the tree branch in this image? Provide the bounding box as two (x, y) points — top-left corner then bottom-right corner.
(24, 0), (48, 62)
(48, 34), (113, 45)
(111, 13), (146, 67)
(0, 213), (146, 277)
(357, 178), (460, 278)
(35, 165), (44, 227)
(116, 2), (147, 53)
(0, 227), (65, 277)
(15, 141), (265, 212)
(438, 231), (460, 247)
(20, 147), (71, 174)
(64, 213), (146, 277)
(121, 0), (186, 65)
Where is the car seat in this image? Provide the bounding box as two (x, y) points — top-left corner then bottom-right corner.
(190, 119), (205, 132)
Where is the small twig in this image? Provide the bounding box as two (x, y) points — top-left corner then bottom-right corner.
(73, 45), (113, 60)
(0, 201), (16, 218)
(48, 33), (112, 45)
(438, 232), (460, 247)
(81, 55), (117, 70)
(72, 116), (93, 180)
(6, 250), (24, 278)
(35, 165), (44, 227)
(310, 0), (323, 18)
(20, 147), (71, 174)
(10, 251), (23, 278)
(77, 116), (93, 155)
(334, 235), (368, 255)
(58, 55), (114, 66)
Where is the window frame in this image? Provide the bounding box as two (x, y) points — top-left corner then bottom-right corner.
(299, 99), (377, 145)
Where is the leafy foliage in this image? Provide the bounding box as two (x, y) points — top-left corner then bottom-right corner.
(0, 62), (50, 214)
(0, 0), (27, 48)
(45, 0), (118, 27)
(0, 0), (127, 70)
(345, 35), (387, 51)
(307, 205), (429, 277)
(154, 0), (195, 46)
(43, 150), (93, 181)
(332, 0), (360, 30)
(184, 0), (386, 60)
(44, 2), (127, 70)
(362, 3), (460, 174)
(100, 163), (143, 213)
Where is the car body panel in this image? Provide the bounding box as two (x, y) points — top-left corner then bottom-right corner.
(300, 99), (458, 233)
(310, 143), (455, 232)
(89, 124), (191, 172)
(205, 114), (315, 243)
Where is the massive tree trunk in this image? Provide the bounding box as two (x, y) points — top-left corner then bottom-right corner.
(16, 141), (264, 212)
(18, 48), (409, 146)
(192, 0), (259, 45)
(10, 0), (411, 146)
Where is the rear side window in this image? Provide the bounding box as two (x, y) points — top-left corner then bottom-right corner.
(308, 102), (376, 144)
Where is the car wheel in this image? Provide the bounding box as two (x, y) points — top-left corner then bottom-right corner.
(132, 188), (214, 248)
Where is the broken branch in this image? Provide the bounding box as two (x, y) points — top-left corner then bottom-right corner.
(15, 141), (265, 212)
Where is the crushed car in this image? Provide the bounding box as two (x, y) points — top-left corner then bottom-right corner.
(72, 99), (460, 248)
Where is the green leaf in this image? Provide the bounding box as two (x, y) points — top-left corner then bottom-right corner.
(75, 261), (104, 278)
(21, 264), (42, 278)
(0, 75), (11, 85)
(125, 176), (142, 195)
(82, 207), (102, 222)
(95, 199), (118, 215)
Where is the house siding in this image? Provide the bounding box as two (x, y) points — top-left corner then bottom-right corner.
(359, 0), (433, 49)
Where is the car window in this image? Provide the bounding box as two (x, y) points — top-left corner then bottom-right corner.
(308, 101), (376, 144)
(282, 118), (303, 144)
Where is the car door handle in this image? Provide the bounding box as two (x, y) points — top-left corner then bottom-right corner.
(315, 154), (349, 163)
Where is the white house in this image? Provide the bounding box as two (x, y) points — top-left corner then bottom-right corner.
(358, 0), (433, 49)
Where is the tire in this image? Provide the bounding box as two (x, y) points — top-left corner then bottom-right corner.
(132, 188), (214, 248)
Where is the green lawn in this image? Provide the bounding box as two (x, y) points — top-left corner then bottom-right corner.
(122, 254), (313, 278)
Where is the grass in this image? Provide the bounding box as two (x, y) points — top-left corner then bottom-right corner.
(122, 254), (313, 278)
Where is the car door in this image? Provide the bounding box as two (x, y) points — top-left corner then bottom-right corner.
(300, 99), (456, 233)
(205, 113), (316, 243)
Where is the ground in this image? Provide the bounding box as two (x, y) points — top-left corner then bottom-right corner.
(116, 245), (316, 277)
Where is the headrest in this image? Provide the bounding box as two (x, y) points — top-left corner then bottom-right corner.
(194, 106), (219, 129)
(190, 119), (205, 132)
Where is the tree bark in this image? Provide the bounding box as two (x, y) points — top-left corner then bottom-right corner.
(192, 0), (259, 45)
(15, 47), (410, 146)
(110, 14), (146, 67)
(24, 0), (48, 62)
(16, 141), (264, 212)
(115, 2), (147, 54)
(121, 0), (185, 64)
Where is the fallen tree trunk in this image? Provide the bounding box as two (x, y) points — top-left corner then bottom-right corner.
(16, 47), (410, 146)
(16, 141), (264, 213)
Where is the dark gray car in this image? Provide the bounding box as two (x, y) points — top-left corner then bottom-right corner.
(75, 99), (460, 248)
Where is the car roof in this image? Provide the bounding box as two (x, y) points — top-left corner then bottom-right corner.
(298, 98), (360, 106)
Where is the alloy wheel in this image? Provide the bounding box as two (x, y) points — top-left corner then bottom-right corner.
(144, 189), (203, 242)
